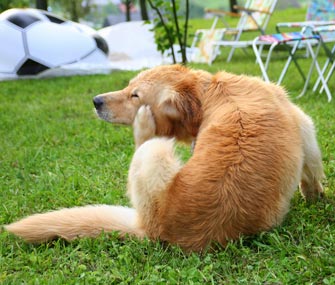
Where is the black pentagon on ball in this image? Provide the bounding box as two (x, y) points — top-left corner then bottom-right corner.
(17, 59), (49, 75)
(40, 11), (65, 24)
(92, 34), (109, 55)
(6, 11), (41, 29)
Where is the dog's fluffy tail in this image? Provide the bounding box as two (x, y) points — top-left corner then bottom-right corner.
(4, 205), (145, 243)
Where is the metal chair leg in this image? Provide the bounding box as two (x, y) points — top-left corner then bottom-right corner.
(306, 42), (332, 102)
(313, 44), (335, 93)
(298, 42), (321, 98)
(277, 41), (301, 85)
(264, 42), (278, 70)
(252, 38), (271, 82)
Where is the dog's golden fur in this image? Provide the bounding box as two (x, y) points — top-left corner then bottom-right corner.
(5, 65), (324, 252)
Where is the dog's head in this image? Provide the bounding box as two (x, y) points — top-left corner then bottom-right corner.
(93, 65), (212, 141)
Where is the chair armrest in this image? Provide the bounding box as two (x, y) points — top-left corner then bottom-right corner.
(205, 8), (240, 17)
(276, 22), (312, 29)
(276, 21), (335, 33)
(233, 5), (272, 15)
(277, 21), (335, 28)
(314, 24), (335, 33)
(276, 22), (303, 33)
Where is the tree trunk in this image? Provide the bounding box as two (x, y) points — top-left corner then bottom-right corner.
(229, 0), (238, 13)
(70, 1), (79, 22)
(36, 0), (48, 10)
(139, 0), (149, 20)
(125, 0), (131, 21)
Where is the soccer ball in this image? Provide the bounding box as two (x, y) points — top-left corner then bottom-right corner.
(0, 8), (109, 79)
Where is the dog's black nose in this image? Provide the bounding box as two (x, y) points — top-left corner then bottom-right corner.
(93, 96), (104, 109)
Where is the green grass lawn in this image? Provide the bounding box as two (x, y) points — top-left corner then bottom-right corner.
(1, 7), (335, 285)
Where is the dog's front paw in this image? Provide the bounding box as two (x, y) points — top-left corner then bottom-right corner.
(133, 105), (156, 149)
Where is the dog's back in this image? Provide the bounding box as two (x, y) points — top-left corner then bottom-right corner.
(148, 72), (306, 250)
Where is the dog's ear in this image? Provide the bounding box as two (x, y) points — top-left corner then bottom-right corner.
(159, 90), (182, 120)
(159, 85), (202, 136)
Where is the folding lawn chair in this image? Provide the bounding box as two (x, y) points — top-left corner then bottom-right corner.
(252, 0), (335, 101)
(252, 25), (334, 101)
(189, 0), (278, 64)
(276, 0), (335, 46)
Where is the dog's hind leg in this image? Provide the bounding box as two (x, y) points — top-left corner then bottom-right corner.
(298, 111), (325, 201)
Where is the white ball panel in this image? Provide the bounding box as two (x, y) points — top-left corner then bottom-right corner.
(0, 22), (26, 73)
(26, 22), (96, 67)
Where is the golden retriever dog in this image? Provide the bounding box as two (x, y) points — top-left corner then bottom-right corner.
(5, 65), (324, 252)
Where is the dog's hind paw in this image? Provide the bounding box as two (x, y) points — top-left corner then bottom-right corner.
(133, 105), (156, 149)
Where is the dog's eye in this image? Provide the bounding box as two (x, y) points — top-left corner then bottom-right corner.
(131, 93), (139, 98)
